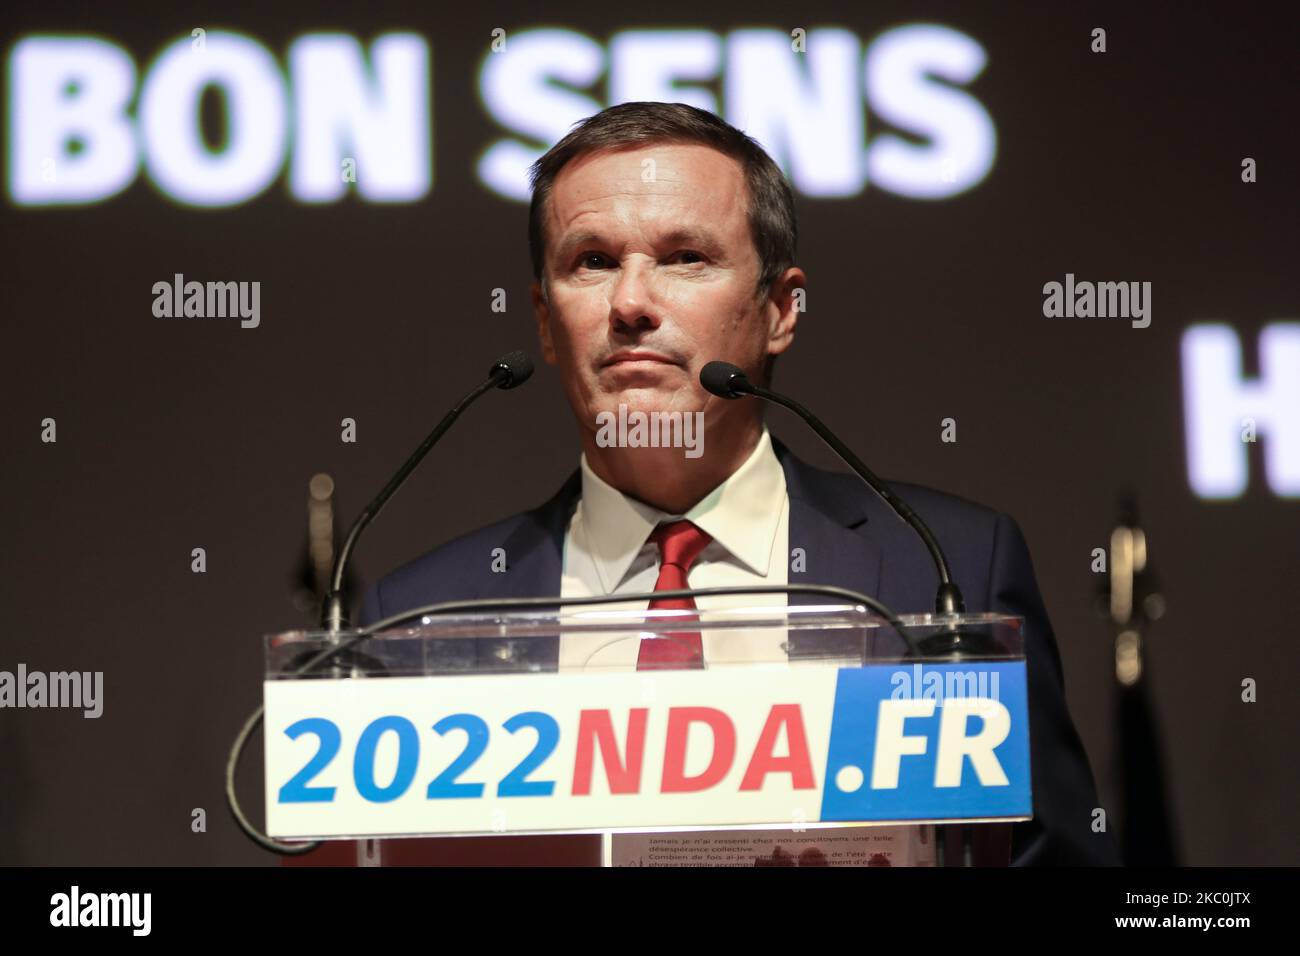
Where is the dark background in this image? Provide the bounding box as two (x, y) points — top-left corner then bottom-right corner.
(1, 1), (1295, 865)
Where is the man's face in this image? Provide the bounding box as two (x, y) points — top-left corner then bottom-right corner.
(534, 143), (797, 439)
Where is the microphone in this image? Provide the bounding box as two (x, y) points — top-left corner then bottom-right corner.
(489, 349), (535, 390)
(700, 361), (991, 656)
(319, 350), (534, 633)
(699, 361), (751, 399)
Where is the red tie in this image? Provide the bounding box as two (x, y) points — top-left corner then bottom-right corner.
(637, 521), (713, 670)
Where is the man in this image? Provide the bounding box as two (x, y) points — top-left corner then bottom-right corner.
(357, 102), (1117, 866)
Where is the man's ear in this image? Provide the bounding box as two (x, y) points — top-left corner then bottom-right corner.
(532, 280), (558, 365)
(765, 266), (806, 359)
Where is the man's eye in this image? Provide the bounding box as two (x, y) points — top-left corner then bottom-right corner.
(673, 250), (705, 265)
(578, 253), (610, 269)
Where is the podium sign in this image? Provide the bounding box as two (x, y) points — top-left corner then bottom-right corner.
(263, 607), (1031, 842)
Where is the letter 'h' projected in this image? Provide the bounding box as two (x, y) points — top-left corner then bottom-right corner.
(1182, 323), (1300, 499)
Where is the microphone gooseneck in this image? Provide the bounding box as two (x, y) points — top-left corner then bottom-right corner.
(700, 360), (965, 617)
(319, 351), (535, 633)
(232, 351), (534, 855)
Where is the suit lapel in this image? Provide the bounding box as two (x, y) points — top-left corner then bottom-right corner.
(774, 439), (883, 606)
(495, 468), (580, 598)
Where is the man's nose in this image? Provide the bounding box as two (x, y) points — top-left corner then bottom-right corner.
(608, 260), (661, 332)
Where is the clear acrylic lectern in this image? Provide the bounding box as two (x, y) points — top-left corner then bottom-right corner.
(264, 603), (1029, 867)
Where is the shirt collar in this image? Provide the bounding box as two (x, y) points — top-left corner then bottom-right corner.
(577, 427), (786, 592)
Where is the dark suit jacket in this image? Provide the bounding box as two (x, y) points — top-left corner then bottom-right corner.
(358, 438), (1119, 866)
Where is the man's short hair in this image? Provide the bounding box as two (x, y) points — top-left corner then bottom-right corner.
(528, 102), (798, 300)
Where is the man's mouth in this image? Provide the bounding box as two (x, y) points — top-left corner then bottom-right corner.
(602, 350), (678, 368)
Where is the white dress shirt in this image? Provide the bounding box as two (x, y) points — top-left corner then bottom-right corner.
(558, 427), (790, 671)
